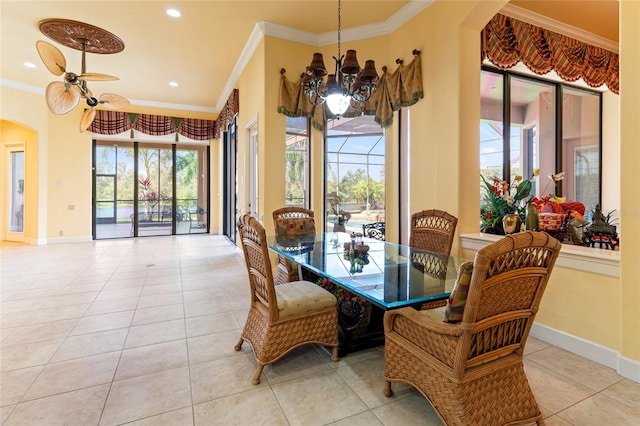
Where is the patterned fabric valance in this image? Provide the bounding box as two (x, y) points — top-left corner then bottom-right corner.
(89, 111), (217, 141)
(131, 114), (174, 136)
(87, 110), (130, 135)
(482, 14), (619, 94)
(278, 50), (423, 130)
(215, 88), (239, 138)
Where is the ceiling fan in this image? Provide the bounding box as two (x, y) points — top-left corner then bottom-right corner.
(36, 18), (129, 132)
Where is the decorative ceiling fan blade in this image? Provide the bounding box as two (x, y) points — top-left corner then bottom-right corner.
(45, 81), (80, 115)
(80, 108), (97, 133)
(36, 40), (66, 76)
(99, 93), (130, 110)
(79, 73), (119, 81)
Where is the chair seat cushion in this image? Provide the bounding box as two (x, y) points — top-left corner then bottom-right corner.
(421, 305), (447, 321)
(275, 280), (337, 318)
(444, 261), (474, 323)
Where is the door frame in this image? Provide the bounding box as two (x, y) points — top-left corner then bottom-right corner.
(223, 116), (238, 243)
(2, 142), (26, 242)
(245, 115), (259, 219)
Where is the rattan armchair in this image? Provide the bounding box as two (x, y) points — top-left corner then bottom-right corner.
(272, 207), (316, 285)
(235, 214), (338, 384)
(384, 231), (561, 425)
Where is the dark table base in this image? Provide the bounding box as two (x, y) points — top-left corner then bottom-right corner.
(302, 269), (388, 356)
(336, 298), (385, 357)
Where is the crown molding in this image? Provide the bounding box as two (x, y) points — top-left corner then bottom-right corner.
(215, 21), (267, 112)
(500, 4), (618, 53)
(1, 78), (44, 95)
(128, 99), (215, 113)
(262, 21), (320, 46)
(318, 0), (435, 45)
(0, 79), (214, 114)
(215, 0), (435, 112)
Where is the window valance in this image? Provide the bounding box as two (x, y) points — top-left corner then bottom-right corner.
(278, 50), (423, 130)
(215, 89), (239, 138)
(89, 111), (217, 140)
(482, 13), (619, 94)
(89, 89), (239, 140)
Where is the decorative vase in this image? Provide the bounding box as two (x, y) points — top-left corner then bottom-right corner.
(502, 214), (521, 234)
(526, 203), (539, 231)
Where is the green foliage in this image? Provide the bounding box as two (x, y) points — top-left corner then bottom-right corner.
(480, 173), (537, 234)
(285, 147), (306, 205)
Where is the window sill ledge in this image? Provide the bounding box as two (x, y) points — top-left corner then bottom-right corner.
(460, 233), (620, 278)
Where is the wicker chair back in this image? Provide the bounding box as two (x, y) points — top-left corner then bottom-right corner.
(272, 207), (316, 284)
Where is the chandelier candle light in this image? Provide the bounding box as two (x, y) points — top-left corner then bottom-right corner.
(303, 0), (379, 117)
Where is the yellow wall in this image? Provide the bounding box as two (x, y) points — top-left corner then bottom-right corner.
(0, 119), (39, 243)
(620, 0), (640, 363)
(538, 267), (621, 349)
(209, 138), (221, 234)
(236, 38), (266, 228)
(1, 87), (50, 243)
(46, 109), (92, 239)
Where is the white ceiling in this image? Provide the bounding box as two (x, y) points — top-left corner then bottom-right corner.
(1, 1), (618, 116)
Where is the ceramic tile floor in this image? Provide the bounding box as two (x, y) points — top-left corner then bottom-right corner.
(1, 235), (639, 425)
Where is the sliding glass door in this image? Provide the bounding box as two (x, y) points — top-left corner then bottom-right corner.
(93, 140), (209, 239)
(94, 142), (134, 239)
(137, 145), (174, 236)
(176, 147), (209, 234)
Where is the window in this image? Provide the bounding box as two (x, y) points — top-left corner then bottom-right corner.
(480, 67), (602, 216)
(324, 116), (385, 234)
(285, 116), (310, 208)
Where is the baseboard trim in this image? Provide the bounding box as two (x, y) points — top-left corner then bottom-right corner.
(619, 356), (640, 383)
(47, 236), (93, 244)
(25, 237), (47, 245)
(531, 322), (640, 383)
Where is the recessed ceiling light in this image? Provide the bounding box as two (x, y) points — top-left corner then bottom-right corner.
(166, 8), (181, 18)
(169, 81), (179, 87)
(24, 62), (37, 68)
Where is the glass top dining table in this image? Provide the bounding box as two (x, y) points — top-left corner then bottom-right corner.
(268, 232), (467, 310)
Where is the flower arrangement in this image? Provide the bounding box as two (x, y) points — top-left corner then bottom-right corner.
(531, 172), (566, 212)
(481, 170), (568, 234)
(480, 170), (540, 234)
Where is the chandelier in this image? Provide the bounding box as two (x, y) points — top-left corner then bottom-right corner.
(303, 0), (379, 117)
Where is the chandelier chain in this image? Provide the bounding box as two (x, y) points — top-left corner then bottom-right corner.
(337, 0), (341, 59)
(303, 0), (379, 117)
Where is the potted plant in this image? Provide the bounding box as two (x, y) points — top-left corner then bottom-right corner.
(480, 171), (539, 234)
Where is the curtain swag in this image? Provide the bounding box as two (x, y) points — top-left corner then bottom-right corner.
(89, 89), (239, 140)
(215, 88), (239, 138)
(278, 50), (423, 130)
(482, 14), (619, 94)
(88, 111), (218, 141)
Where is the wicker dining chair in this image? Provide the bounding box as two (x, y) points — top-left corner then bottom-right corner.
(410, 209), (459, 310)
(235, 214), (338, 384)
(384, 231), (561, 426)
(272, 207), (316, 285)
(410, 209), (458, 255)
